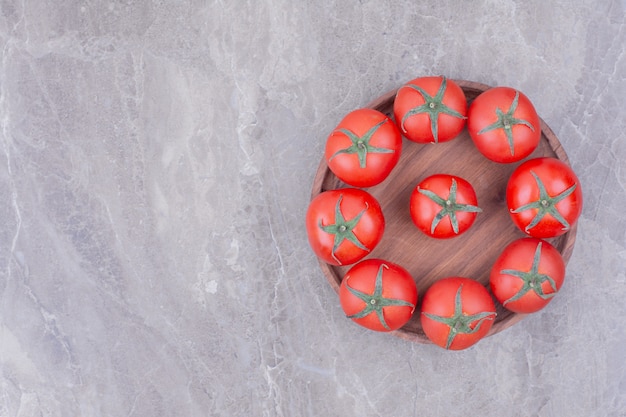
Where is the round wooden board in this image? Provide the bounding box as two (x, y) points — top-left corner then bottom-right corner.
(310, 79), (578, 344)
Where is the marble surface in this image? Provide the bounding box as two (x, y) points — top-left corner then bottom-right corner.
(0, 1), (624, 416)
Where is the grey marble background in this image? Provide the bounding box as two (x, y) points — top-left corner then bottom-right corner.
(0, 1), (624, 416)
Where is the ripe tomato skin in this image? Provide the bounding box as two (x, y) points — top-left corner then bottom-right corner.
(506, 157), (583, 238)
(325, 108), (402, 188)
(393, 76), (467, 144)
(420, 277), (496, 350)
(409, 174), (481, 239)
(306, 188), (385, 266)
(490, 238), (565, 314)
(339, 259), (418, 332)
(468, 87), (541, 163)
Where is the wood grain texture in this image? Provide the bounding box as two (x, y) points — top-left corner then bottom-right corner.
(310, 80), (578, 344)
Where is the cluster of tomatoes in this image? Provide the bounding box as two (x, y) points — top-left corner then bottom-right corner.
(306, 76), (583, 350)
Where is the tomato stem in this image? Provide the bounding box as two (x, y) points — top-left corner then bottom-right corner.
(329, 119), (395, 168)
(399, 76), (466, 144)
(318, 196), (370, 264)
(417, 178), (482, 234)
(422, 284), (496, 349)
(510, 171), (577, 232)
(345, 264), (415, 330)
(500, 242), (559, 304)
(476, 90), (535, 156)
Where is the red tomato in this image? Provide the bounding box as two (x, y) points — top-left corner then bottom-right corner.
(393, 76), (467, 144)
(306, 188), (385, 266)
(420, 277), (496, 350)
(490, 238), (565, 313)
(468, 87), (541, 163)
(409, 174), (482, 239)
(339, 259), (418, 332)
(324, 108), (402, 187)
(506, 157), (583, 238)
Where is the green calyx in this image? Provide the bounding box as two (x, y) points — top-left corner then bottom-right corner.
(329, 119), (395, 168)
(510, 171), (577, 233)
(345, 263), (415, 330)
(418, 178), (482, 234)
(400, 76), (466, 143)
(422, 284), (496, 350)
(476, 90), (535, 156)
(318, 195), (370, 264)
(500, 242), (558, 305)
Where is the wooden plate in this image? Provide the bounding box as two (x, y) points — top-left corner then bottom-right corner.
(310, 79), (578, 344)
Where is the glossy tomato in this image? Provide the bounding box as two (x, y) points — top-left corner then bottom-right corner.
(506, 157), (583, 238)
(490, 238), (565, 314)
(468, 87), (541, 163)
(339, 259), (418, 332)
(393, 76), (467, 144)
(306, 188), (384, 266)
(420, 277), (496, 350)
(324, 108), (402, 188)
(409, 174), (482, 239)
